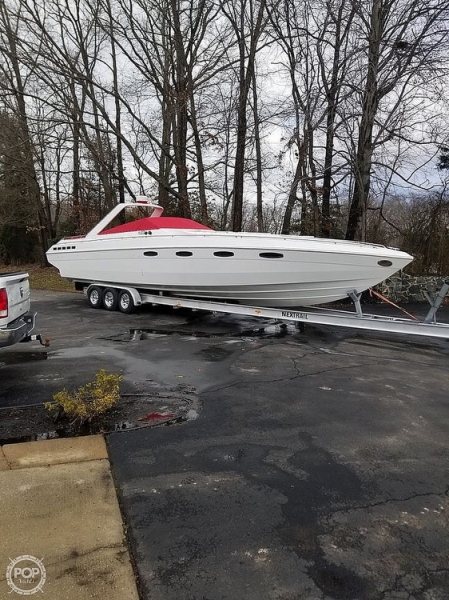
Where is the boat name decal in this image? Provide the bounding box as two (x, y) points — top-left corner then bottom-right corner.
(281, 311), (308, 319)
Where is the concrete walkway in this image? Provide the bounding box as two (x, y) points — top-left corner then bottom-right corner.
(0, 436), (139, 599)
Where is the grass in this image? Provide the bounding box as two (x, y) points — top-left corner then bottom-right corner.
(0, 262), (76, 292)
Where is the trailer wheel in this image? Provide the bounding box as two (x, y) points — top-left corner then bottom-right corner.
(87, 286), (103, 309)
(103, 287), (118, 311)
(118, 290), (135, 314)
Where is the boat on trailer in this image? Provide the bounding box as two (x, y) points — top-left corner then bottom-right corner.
(46, 197), (412, 309)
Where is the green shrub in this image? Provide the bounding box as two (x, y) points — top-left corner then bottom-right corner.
(45, 369), (123, 424)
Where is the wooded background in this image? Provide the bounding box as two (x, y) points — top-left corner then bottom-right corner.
(1, 0), (449, 274)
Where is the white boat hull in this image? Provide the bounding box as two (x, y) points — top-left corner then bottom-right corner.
(47, 230), (412, 307)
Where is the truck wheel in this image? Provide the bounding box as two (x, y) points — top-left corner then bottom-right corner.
(118, 290), (135, 314)
(87, 286), (103, 309)
(103, 288), (118, 311)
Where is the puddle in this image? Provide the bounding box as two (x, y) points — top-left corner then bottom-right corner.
(198, 345), (236, 362)
(125, 322), (299, 341)
(0, 351), (48, 366)
(99, 313), (303, 343)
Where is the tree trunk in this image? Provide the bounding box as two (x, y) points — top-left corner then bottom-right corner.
(321, 0), (351, 237)
(189, 95), (209, 224)
(281, 154), (302, 235)
(171, 0), (191, 218)
(307, 128), (319, 236)
(230, 0), (266, 232)
(110, 18), (125, 203)
(72, 106), (82, 232)
(252, 68), (264, 231)
(346, 0), (382, 240)
(231, 51), (249, 231)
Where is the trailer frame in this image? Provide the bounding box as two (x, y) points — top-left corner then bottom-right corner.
(83, 282), (449, 340)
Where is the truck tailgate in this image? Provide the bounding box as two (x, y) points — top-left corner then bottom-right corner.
(0, 272), (31, 328)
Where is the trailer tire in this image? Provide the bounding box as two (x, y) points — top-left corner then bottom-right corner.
(87, 286), (103, 309)
(103, 288), (118, 311)
(118, 290), (135, 314)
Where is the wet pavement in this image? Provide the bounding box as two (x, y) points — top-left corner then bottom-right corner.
(2, 290), (449, 599)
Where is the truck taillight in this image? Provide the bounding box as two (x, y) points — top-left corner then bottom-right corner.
(0, 288), (8, 318)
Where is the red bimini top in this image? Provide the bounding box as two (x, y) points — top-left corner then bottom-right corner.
(99, 217), (212, 235)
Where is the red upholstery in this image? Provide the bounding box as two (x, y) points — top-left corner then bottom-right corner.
(99, 217), (212, 235)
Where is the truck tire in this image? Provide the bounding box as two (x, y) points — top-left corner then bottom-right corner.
(87, 286), (103, 309)
(118, 290), (135, 314)
(103, 288), (118, 311)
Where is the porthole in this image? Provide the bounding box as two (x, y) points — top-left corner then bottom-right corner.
(144, 251), (158, 257)
(378, 260), (392, 267)
(214, 251), (234, 257)
(259, 252), (284, 259)
(176, 251), (193, 257)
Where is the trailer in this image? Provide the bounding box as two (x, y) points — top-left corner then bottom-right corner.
(83, 281), (449, 340)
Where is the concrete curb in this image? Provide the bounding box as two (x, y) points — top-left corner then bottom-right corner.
(2, 435), (108, 469)
(0, 435), (140, 600)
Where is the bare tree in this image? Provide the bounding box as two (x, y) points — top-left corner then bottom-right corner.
(317, 0), (356, 237)
(221, 0), (269, 231)
(268, 0), (327, 235)
(95, 0), (233, 217)
(346, 0), (449, 240)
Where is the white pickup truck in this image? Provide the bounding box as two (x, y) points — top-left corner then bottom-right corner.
(0, 271), (44, 348)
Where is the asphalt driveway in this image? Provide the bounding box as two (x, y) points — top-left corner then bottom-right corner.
(2, 291), (449, 599)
